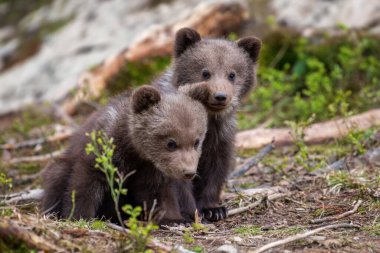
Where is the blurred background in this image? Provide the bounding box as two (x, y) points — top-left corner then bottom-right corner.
(0, 0), (379, 132)
(1, 1), (380, 252)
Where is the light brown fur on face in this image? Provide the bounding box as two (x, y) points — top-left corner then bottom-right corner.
(130, 90), (207, 180)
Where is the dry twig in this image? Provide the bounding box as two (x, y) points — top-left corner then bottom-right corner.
(310, 200), (363, 224)
(249, 223), (360, 253)
(6, 150), (63, 164)
(229, 140), (275, 179)
(0, 219), (64, 252)
(0, 130), (72, 150)
(4, 189), (44, 204)
(228, 193), (289, 216)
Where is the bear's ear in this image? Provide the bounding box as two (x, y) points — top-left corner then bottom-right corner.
(174, 27), (201, 58)
(236, 36), (261, 63)
(132, 85), (161, 114)
(178, 82), (209, 104)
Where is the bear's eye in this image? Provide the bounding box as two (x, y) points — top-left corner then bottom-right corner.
(201, 69), (211, 80)
(167, 139), (177, 151)
(228, 72), (236, 82)
(194, 139), (200, 149)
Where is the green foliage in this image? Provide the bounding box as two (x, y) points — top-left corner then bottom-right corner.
(183, 230), (195, 244)
(122, 205), (158, 253)
(0, 173), (12, 199)
(85, 130), (127, 226)
(11, 108), (53, 138)
(90, 220), (108, 231)
(234, 225), (262, 235)
(326, 170), (378, 194)
(363, 222), (380, 236)
(86, 130), (157, 252)
(102, 56), (171, 104)
(0, 239), (37, 253)
(68, 190), (76, 220)
(285, 115), (325, 172)
(189, 245), (204, 253)
(239, 31), (380, 129)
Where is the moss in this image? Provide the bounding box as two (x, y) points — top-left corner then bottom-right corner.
(189, 245), (204, 253)
(363, 223), (380, 236)
(90, 220), (107, 231)
(17, 163), (41, 175)
(0, 238), (38, 253)
(234, 225), (262, 236)
(105, 56), (171, 97)
(9, 107), (54, 139)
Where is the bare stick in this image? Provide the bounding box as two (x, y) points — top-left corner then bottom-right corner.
(310, 200), (363, 224)
(0, 219), (64, 252)
(6, 150), (63, 164)
(249, 223), (360, 253)
(1, 130), (72, 150)
(311, 158), (347, 175)
(228, 193), (288, 216)
(312, 147), (380, 176)
(4, 189), (44, 204)
(229, 140), (275, 179)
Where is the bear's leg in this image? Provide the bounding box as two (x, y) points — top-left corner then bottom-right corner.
(61, 165), (107, 220)
(194, 139), (232, 222)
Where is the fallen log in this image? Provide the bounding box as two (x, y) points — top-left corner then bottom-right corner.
(236, 109), (380, 149)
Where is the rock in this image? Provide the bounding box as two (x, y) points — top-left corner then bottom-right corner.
(271, 0), (380, 35)
(214, 245), (239, 253)
(231, 236), (243, 243)
(0, 0), (248, 116)
(62, 0), (248, 115)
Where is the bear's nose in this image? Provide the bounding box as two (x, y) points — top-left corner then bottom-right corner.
(184, 172), (196, 180)
(214, 92), (227, 102)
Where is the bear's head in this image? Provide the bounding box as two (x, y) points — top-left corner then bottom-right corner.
(172, 27), (261, 116)
(129, 85), (208, 180)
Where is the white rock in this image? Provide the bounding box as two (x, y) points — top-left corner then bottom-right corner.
(214, 245), (239, 253)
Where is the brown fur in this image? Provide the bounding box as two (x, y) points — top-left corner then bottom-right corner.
(42, 85), (208, 224)
(152, 28), (261, 221)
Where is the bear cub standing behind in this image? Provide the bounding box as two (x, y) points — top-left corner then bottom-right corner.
(42, 85), (208, 225)
(153, 28), (261, 221)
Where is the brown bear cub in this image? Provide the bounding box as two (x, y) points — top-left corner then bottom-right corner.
(153, 28), (261, 221)
(42, 85), (208, 225)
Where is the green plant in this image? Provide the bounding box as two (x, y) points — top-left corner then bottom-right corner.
(238, 31), (380, 130)
(183, 230), (195, 244)
(85, 130), (128, 227)
(285, 115), (325, 172)
(68, 190), (76, 220)
(85, 130), (157, 252)
(122, 205), (158, 252)
(0, 173), (12, 202)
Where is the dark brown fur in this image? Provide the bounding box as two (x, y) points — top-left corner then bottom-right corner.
(42, 86), (208, 224)
(153, 28), (261, 221)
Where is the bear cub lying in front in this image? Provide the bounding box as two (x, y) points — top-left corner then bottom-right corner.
(42, 85), (208, 225)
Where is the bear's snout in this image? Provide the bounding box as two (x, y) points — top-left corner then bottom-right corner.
(213, 92), (227, 102)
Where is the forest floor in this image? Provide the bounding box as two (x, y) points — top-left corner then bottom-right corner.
(0, 103), (379, 253)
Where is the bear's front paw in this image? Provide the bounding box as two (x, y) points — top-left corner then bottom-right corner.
(201, 206), (227, 221)
(158, 218), (192, 227)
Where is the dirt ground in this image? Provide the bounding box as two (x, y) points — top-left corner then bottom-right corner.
(0, 107), (379, 253)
